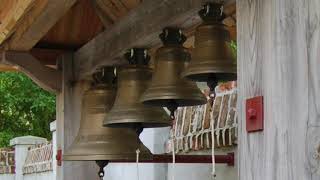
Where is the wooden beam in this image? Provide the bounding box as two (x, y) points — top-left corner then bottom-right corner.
(0, 0), (36, 45)
(6, 0), (78, 51)
(0, 64), (18, 72)
(90, 0), (115, 27)
(30, 48), (68, 66)
(1, 51), (62, 94)
(74, 0), (236, 79)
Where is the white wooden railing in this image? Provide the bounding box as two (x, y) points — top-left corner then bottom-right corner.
(168, 82), (238, 153)
(22, 143), (53, 174)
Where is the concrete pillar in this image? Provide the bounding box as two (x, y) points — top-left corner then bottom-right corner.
(10, 136), (47, 180)
(50, 121), (58, 180)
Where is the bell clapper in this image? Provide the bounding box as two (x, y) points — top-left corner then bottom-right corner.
(96, 160), (109, 179)
(133, 124), (144, 156)
(167, 103), (178, 121)
(134, 124), (144, 137)
(207, 79), (218, 101)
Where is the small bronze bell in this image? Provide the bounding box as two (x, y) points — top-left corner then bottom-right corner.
(63, 67), (151, 161)
(103, 48), (170, 129)
(181, 2), (237, 89)
(140, 27), (207, 112)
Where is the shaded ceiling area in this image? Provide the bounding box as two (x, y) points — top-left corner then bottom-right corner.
(23, 0), (142, 67)
(35, 0), (142, 51)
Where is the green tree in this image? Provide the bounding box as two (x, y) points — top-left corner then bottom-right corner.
(0, 72), (55, 147)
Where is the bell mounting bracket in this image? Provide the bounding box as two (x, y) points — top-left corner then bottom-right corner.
(124, 48), (150, 66)
(159, 27), (187, 45)
(93, 67), (116, 85)
(199, 2), (226, 22)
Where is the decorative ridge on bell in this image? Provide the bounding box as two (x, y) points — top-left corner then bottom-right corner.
(103, 48), (170, 131)
(140, 27), (207, 117)
(181, 2), (237, 94)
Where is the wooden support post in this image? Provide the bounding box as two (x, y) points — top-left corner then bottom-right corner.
(1, 51), (62, 94)
(58, 53), (98, 180)
(238, 0), (320, 179)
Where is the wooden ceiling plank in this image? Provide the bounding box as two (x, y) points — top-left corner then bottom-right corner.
(74, 0), (236, 79)
(7, 0), (78, 51)
(0, 0), (36, 45)
(1, 51), (62, 94)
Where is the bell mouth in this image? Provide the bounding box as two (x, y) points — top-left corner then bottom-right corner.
(63, 153), (152, 161)
(141, 98), (207, 108)
(182, 72), (237, 83)
(105, 122), (171, 129)
(103, 106), (171, 128)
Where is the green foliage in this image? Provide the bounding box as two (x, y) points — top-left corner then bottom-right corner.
(0, 72), (55, 147)
(229, 40), (237, 59)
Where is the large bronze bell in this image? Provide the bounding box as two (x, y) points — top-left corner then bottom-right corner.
(63, 68), (151, 161)
(181, 2), (236, 87)
(140, 27), (207, 111)
(103, 48), (170, 129)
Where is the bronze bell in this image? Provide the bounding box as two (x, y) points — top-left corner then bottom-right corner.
(140, 27), (207, 111)
(103, 48), (170, 129)
(63, 67), (151, 161)
(181, 2), (236, 88)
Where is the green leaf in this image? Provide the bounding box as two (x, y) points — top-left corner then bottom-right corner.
(0, 72), (55, 147)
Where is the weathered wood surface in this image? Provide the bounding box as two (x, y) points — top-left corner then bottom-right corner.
(0, 0), (35, 45)
(1, 51), (62, 94)
(59, 53), (98, 180)
(74, 0), (236, 79)
(6, 0), (77, 51)
(238, 0), (320, 179)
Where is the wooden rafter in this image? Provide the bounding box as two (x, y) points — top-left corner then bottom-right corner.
(90, 0), (115, 27)
(91, 0), (141, 27)
(0, 0), (36, 46)
(1, 51), (62, 94)
(4, 0), (78, 51)
(74, 0), (236, 79)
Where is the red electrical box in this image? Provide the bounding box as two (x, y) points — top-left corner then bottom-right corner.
(246, 96), (264, 132)
(56, 149), (62, 166)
